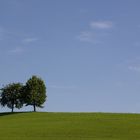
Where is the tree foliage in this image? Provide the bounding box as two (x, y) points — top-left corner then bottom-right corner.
(0, 83), (24, 112)
(0, 75), (47, 112)
(24, 75), (47, 112)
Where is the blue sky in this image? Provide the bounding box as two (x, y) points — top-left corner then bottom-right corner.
(1, 0), (140, 113)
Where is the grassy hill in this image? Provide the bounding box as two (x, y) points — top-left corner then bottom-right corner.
(0, 112), (140, 140)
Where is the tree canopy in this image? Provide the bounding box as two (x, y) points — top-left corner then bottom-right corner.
(0, 75), (47, 112)
(24, 75), (47, 112)
(0, 83), (23, 112)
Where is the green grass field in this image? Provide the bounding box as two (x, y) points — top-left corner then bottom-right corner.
(0, 112), (140, 140)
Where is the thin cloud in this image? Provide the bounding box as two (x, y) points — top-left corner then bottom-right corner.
(128, 66), (140, 72)
(90, 21), (113, 29)
(76, 31), (100, 44)
(118, 57), (140, 73)
(77, 31), (93, 42)
(76, 20), (114, 43)
(0, 26), (22, 41)
(77, 30), (111, 44)
(8, 47), (24, 54)
(48, 85), (76, 89)
(23, 38), (38, 43)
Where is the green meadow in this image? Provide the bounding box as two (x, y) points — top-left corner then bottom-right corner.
(0, 112), (140, 140)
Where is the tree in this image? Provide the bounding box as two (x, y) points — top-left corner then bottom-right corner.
(0, 83), (24, 112)
(24, 75), (47, 112)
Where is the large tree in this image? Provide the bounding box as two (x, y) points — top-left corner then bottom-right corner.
(24, 75), (47, 112)
(0, 83), (24, 112)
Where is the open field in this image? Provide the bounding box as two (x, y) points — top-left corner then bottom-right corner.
(0, 112), (140, 140)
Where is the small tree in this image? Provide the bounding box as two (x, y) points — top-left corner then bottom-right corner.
(24, 75), (47, 112)
(0, 83), (24, 112)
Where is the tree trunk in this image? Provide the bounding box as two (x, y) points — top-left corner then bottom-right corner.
(33, 104), (36, 112)
(11, 100), (14, 113)
(12, 104), (14, 113)
(33, 100), (36, 112)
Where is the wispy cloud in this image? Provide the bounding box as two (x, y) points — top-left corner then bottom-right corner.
(77, 20), (114, 43)
(48, 85), (76, 89)
(76, 31), (100, 44)
(90, 21), (113, 29)
(128, 65), (140, 72)
(0, 26), (40, 55)
(117, 57), (140, 73)
(22, 38), (38, 43)
(8, 47), (24, 54)
(77, 31), (93, 42)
